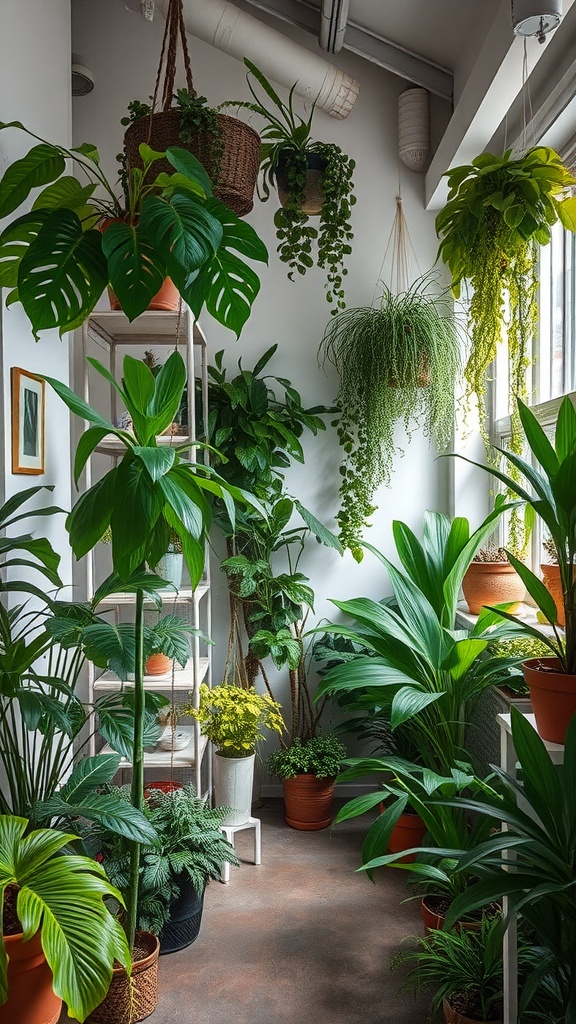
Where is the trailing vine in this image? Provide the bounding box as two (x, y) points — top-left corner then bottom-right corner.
(320, 273), (464, 559)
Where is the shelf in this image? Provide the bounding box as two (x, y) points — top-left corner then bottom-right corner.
(95, 433), (190, 455)
(93, 657), (209, 691)
(100, 726), (208, 768)
(87, 310), (206, 347)
(96, 583), (209, 606)
(497, 712), (565, 762)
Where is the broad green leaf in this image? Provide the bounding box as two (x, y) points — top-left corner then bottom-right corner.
(66, 470), (116, 560)
(442, 637), (488, 681)
(139, 192), (222, 279)
(148, 350), (187, 437)
(73, 427), (112, 485)
(555, 395), (576, 461)
(165, 146), (213, 197)
(102, 219), (166, 322)
(32, 176), (96, 214)
(293, 499), (343, 553)
(390, 687), (444, 729)
(361, 795), (408, 875)
(0, 143), (65, 218)
(517, 398), (559, 475)
(505, 551), (558, 623)
(0, 210), (49, 289)
(110, 457), (164, 579)
(133, 446), (176, 482)
(43, 373), (114, 432)
(122, 354), (155, 417)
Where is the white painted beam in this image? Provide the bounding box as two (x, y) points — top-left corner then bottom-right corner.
(425, 0), (576, 210)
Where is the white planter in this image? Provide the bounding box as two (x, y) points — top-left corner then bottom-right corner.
(155, 552), (184, 591)
(213, 752), (255, 826)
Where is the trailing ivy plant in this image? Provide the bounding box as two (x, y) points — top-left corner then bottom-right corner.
(224, 59), (356, 310)
(436, 146), (576, 554)
(320, 273), (464, 559)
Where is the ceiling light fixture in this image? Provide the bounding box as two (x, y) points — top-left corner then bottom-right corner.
(512, 0), (562, 43)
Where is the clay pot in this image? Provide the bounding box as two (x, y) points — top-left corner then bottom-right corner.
(522, 657), (576, 744)
(276, 152), (326, 215)
(421, 896), (447, 933)
(85, 931), (159, 1024)
(145, 653), (172, 676)
(387, 810), (427, 863)
(541, 563), (565, 626)
(0, 930), (61, 1024)
(462, 562), (525, 615)
(443, 998), (496, 1024)
(282, 774), (336, 831)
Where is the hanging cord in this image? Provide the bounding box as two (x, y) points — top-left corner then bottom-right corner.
(147, 0), (195, 144)
(371, 167), (423, 304)
(518, 38), (535, 156)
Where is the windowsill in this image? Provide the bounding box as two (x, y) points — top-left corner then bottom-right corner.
(455, 601), (557, 637)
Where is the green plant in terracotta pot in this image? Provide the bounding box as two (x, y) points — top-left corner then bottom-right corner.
(225, 59), (356, 310)
(184, 682), (284, 826)
(462, 545), (526, 615)
(267, 734), (346, 831)
(453, 395), (576, 742)
(0, 121), (267, 337)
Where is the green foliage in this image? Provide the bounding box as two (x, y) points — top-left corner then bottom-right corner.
(0, 815), (130, 1022)
(315, 510), (526, 773)
(267, 734), (346, 778)
(224, 60), (355, 309)
(184, 682), (285, 757)
(121, 91), (224, 184)
(436, 708), (576, 1019)
(436, 147), (576, 548)
(0, 121), (267, 338)
(456, 395), (576, 673)
(91, 786), (238, 936)
(391, 915), (506, 1022)
(320, 274), (464, 557)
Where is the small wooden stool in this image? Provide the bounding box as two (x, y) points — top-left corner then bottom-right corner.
(220, 816), (262, 883)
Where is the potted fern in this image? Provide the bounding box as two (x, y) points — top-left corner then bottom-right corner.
(320, 273), (464, 558)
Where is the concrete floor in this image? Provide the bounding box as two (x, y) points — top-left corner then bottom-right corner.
(65, 799), (430, 1023)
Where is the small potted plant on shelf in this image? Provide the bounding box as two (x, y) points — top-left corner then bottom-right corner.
(462, 545), (526, 614)
(226, 59), (356, 311)
(90, 785), (238, 955)
(154, 529), (184, 591)
(267, 734), (346, 831)
(319, 273), (464, 557)
(184, 682), (285, 826)
(0, 122), (267, 338)
(0, 815), (130, 1024)
(455, 395), (576, 743)
(142, 613), (204, 678)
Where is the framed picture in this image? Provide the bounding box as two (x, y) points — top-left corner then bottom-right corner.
(11, 367), (45, 475)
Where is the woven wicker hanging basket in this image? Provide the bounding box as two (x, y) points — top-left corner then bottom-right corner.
(124, 109), (260, 217)
(123, 0), (260, 217)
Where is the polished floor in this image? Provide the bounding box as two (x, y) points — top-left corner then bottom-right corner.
(64, 798), (429, 1023)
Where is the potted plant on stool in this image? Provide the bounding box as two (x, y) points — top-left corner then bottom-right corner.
(268, 734), (346, 831)
(185, 682), (284, 825)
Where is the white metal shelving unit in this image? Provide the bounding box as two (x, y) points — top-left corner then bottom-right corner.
(80, 309), (212, 797)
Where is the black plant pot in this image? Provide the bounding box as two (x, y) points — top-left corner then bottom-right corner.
(276, 151), (326, 215)
(159, 878), (205, 955)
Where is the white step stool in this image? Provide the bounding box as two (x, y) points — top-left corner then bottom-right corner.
(220, 816), (261, 883)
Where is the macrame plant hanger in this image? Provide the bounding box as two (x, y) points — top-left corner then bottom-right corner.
(150, 0), (195, 125)
(373, 168), (422, 304)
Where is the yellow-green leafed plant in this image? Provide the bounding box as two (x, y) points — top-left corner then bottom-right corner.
(184, 683), (284, 757)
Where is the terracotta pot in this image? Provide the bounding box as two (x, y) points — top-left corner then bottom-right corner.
(282, 774), (336, 831)
(145, 653), (172, 676)
(462, 562), (525, 615)
(541, 563), (565, 626)
(522, 657), (576, 744)
(85, 931), (159, 1024)
(276, 152), (326, 215)
(421, 896), (446, 934)
(443, 998), (497, 1024)
(99, 218), (180, 312)
(387, 810), (427, 863)
(0, 930), (61, 1024)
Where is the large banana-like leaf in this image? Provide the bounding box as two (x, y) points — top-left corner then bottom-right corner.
(0, 815), (129, 1022)
(0, 143), (64, 218)
(18, 209), (107, 339)
(101, 220), (166, 322)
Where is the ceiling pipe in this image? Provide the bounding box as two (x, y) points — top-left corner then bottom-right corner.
(153, 0), (359, 118)
(319, 0), (350, 54)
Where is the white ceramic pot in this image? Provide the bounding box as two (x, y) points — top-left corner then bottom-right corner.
(155, 552), (184, 591)
(213, 752), (255, 826)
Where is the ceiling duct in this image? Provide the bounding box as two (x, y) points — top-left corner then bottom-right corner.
(319, 0), (350, 54)
(153, 0), (359, 118)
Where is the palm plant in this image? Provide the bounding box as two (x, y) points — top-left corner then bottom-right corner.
(0, 122), (267, 337)
(0, 815), (130, 1022)
(316, 510), (524, 774)
(43, 349), (261, 952)
(320, 273), (464, 558)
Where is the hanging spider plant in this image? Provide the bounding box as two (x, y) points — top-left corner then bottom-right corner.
(320, 272), (464, 559)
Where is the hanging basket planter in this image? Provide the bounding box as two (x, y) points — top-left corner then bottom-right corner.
(124, 110), (260, 217)
(275, 152), (326, 215)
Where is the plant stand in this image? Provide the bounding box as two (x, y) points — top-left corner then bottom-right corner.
(219, 817), (262, 884)
(497, 712), (564, 1024)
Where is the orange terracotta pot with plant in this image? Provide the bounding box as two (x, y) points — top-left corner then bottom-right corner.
(268, 736), (346, 832)
(462, 547), (525, 614)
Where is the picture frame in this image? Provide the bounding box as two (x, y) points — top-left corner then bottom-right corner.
(11, 367), (45, 475)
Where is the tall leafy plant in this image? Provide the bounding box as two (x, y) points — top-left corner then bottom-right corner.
(320, 274), (464, 559)
(43, 349), (260, 952)
(0, 122), (267, 337)
(316, 510), (524, 773)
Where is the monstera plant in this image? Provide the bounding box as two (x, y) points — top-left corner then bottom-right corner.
(0, 121), (267, 337)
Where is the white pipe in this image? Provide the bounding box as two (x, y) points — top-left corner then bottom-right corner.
(320, 0), (350, 54)
(154, 0), (359, 119)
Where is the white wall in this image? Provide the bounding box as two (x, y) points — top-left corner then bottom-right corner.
(71, 0), (452, 776)
(0, 0), (73, 591)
